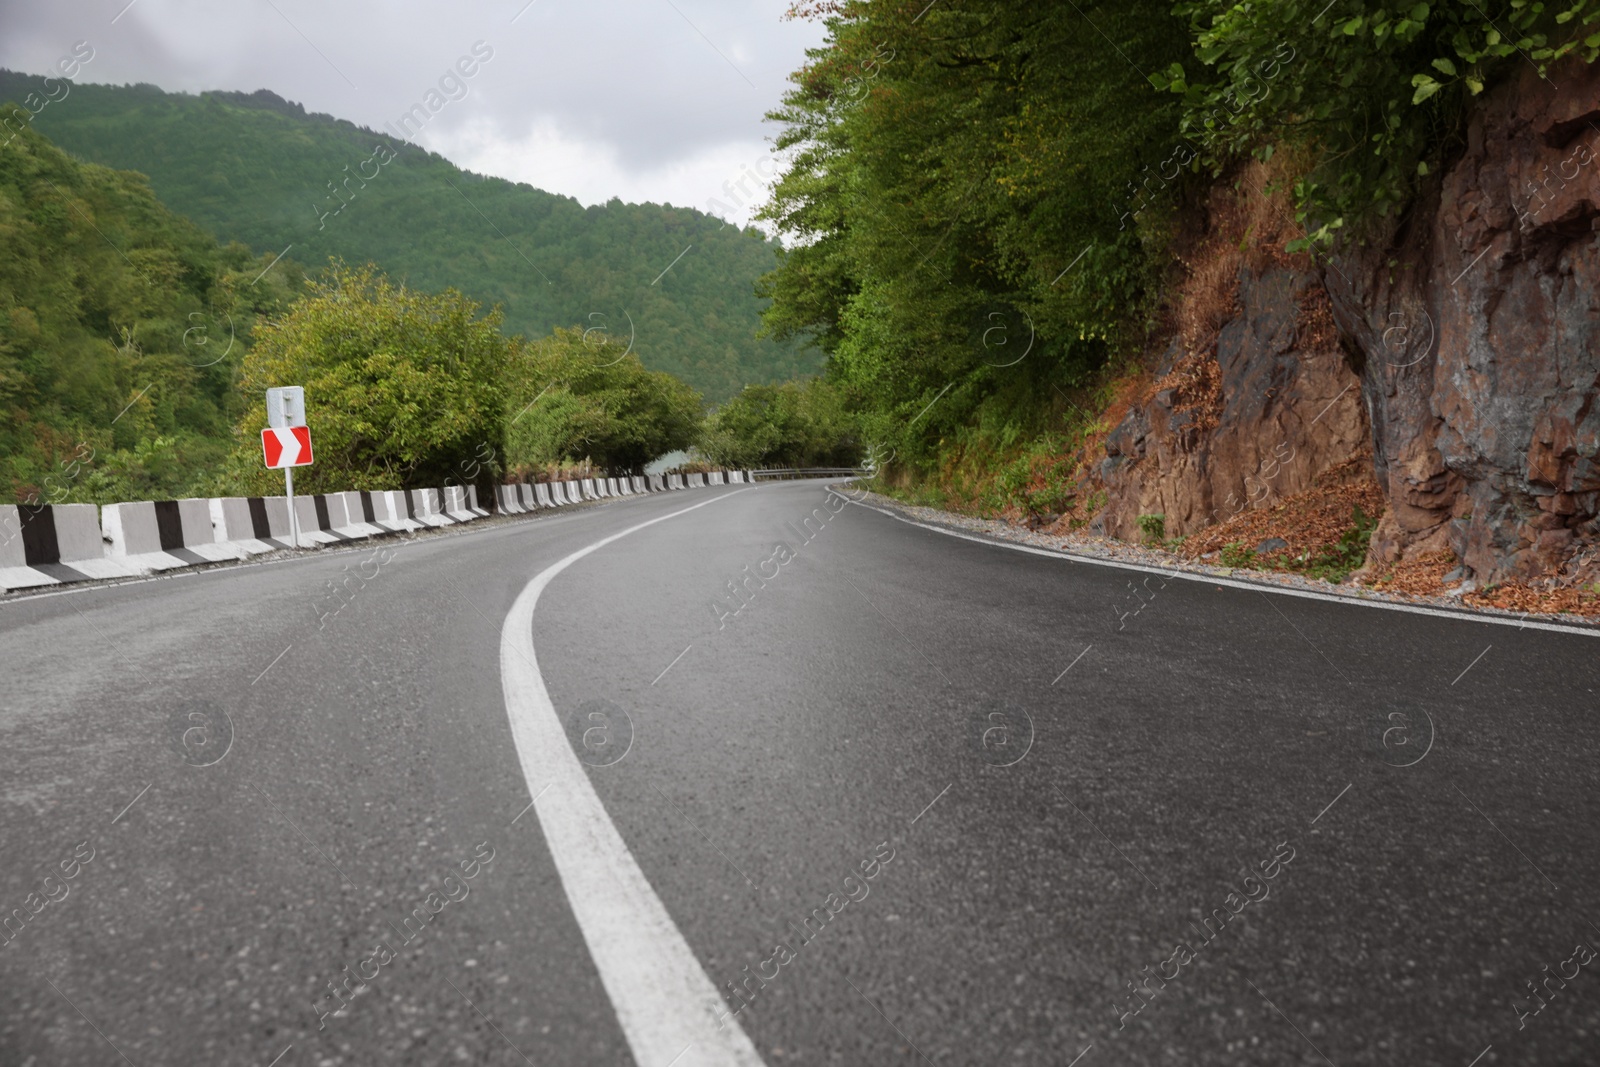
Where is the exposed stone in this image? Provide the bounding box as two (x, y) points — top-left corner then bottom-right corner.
(1255, 537), (1289, 554)
(1324, 56), (1600, 585)
(1090, 169), (1370, 546)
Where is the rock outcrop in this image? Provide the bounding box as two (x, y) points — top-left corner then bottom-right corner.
(1087, 59), (1600, 588)
(1324, 57), (1600, 585)
(1086, 169), (1370, 544)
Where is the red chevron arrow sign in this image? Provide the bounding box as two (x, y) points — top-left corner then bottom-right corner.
(262, 426), (314, 469)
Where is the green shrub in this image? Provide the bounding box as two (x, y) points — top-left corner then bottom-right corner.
(1137, 513), (1166, 544)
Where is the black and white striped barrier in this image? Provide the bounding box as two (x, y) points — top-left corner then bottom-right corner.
(3, 467), (748, 595)
(442, 486), (476, 523)
(103, 499), (248, 571)
(495, 485), (527, 514)
(343, 491), (405, 534)
(330, 492), (390, 539)
(407, 488), (453, 528)
(291, 494), (357, 545)
(0, 503), (128, 591)
(212, 496), (295, 553)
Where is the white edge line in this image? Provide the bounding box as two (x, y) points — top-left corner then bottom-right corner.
(498, 488), (766, 1067)
(836, 494), (1600, 638)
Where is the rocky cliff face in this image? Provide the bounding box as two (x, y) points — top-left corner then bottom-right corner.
(1324, 57), (1600, 586)
(1086, 59), (1600, 588)
(1085, 168), (1371, 544)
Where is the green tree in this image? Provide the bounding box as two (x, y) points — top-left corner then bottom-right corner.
(698, 378), (861, 469)
(0, 116), (301, 504)
(228, 262), (509, 494)
(504, 325), (702, 474)
(758, 0), (1192, 472)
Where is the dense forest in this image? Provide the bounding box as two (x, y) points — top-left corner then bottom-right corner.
(0, 71), (822, 402)
(0, 119), (847, 506)
(758, 0), (1600, 503)
(0, 119), (305, 504)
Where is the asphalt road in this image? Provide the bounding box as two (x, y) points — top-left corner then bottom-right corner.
(2, 479), (1598, 1066)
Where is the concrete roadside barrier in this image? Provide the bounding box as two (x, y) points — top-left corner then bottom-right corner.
(709, 471), (725, 485)
(532, 483), (552, 508)
(441, 486), (476, 523)
(1, 503), (134, 591)
(408, 488), (454, 527)
(648, 475), (666, 492)
(466, 486), (490, 518)
(211, 496), (293, 554)
(103, 499), (249, 572)
(333, 491), (389, 538)
(579, 478), (600, 501)
(496, 485), (528, 514)
(359, 490), (408, 533)
(291, 495), (356, 545)
(376, 491), (423, 532)
(690, 473), (706, 488)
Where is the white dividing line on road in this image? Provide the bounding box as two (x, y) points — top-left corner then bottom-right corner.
(837, 495), (1600, 638)
(498, 488), (766, 1067)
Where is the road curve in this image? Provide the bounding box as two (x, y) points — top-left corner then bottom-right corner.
(2, 478), (1597, 1066)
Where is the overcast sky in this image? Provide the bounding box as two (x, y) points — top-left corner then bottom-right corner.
(0, 0), (828, 227)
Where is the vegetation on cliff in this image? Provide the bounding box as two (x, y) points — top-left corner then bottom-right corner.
(759, 0), (1600, 499)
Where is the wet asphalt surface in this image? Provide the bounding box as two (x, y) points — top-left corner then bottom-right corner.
(2, 478), (1598, 1066)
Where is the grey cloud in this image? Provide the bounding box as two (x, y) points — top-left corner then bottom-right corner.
(0, 0), (823, 198)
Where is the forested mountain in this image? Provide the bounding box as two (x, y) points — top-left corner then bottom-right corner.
(0, 72), (820, 401)
(0, 118), (303, 503)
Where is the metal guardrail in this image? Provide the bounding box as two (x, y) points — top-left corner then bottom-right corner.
(749, 467), (867, 481)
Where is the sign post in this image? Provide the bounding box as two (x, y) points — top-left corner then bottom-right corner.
(265, 387), (310, 549)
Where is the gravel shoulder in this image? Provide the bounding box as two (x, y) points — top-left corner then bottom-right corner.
(844, 486), (1600, 631)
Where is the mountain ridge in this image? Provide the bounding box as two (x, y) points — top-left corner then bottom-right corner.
(0, 70), (818, 401)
